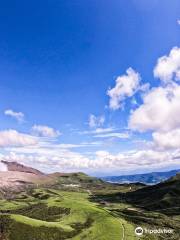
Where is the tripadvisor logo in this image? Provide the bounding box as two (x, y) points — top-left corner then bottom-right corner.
(135, 226), (143, 236)
(135, 226), (174, 236)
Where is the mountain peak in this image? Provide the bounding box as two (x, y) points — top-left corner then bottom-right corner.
(1, 160), (44, 176)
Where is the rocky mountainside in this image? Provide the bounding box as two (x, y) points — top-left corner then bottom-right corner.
(0, 171), (49, 189)
(1, 160), (44, 175)
(0, 161), (52, 190)
(0, 161), (110, 193)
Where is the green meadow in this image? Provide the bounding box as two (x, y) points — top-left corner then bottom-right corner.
(0, 173), (179, 240)
(0, 188), (140, 240)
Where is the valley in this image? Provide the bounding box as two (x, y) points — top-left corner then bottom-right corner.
(0, 162), (179, 240)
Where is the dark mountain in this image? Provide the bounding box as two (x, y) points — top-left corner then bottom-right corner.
(102, 169), (180, 184)
(124, 173), (180, 214)
(94, 173), (180, 216)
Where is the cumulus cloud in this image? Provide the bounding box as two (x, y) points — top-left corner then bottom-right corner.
(88, 114), (105, 128)
(107, 68), (141, 110)
(1, 145), (91, 172)
(2, 146), (180, 174)
(4, 109), (25, 123)
(177, 19), (180, 25)
(153, 129), (180, 150)
(0, 130), (37, 147)
(154, 47), (180, 83)
(95, 150), (170, 169)
(129, 84), (180, 132)
(32, 125), (60, 137)
(129, 46), (180, 162)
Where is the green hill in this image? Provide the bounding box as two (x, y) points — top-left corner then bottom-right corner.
(124, 173), (180, 214)
(0, 163), (179, 240)
(0, 188), (139, 240)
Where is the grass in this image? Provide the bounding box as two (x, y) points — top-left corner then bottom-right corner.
(1, 180), (179, 240)
(0, 188), (139, 240)
(11, 214), (72, 230)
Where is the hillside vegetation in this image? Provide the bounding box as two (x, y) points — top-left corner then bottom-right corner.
(0, 165), (179, 240)
(0, 188), (139, 240)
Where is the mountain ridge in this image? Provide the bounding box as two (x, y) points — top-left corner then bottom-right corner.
(102, 169), (180, 184)
(1, 160), (45, 175)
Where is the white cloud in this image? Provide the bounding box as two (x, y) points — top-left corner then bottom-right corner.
(129, 46), (180, 161)
(107, 68), (141, 110)
(2, 145), (91, 172)
(93, 127), (114, 134)
(154, 47), (180, 83)
(81, 127), (115, 135)
(94, 149), (180, 173)
(153, 128), (180, 150)
(94, 132), (130, 139)
(177, 19), (180, 25)
(0, 130), (37, 147)
(0, 127), (179, 173)
(2, 146), (179, 174)
(129, 84), (180, 132)
(88, 114), (105, 128)
(80, 127), (129, 139)
(4, 109), (25, 123)
(32, 125), (60, 137)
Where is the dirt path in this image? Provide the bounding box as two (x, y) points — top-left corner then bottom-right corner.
(120, 222), (125, 240)
(87, 189), (126, 240)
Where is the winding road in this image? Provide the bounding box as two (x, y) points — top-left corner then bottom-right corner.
(87, 189), (126, 240)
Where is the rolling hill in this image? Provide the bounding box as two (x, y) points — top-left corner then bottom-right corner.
(124, 173), (180, 213)
(0, 161), (179, 239)
(0, 161), (142, 240)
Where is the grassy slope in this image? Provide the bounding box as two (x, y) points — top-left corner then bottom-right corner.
(46, 190), (136, 240)
(0, 188), (139, 240)
(1, 173), (179, 240)
(91, 174), (180, 240)
(124, 173), (180, 213)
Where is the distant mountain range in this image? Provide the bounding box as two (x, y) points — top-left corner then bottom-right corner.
(102, 169), (180, 184)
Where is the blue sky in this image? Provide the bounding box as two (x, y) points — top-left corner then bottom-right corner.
(0, 0), (180, 176)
